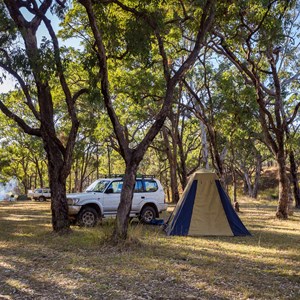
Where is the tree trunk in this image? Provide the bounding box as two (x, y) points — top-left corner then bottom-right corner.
(170, 161), (179, 203)
(207, 126), (224, 178)
(68, 170), (72, 193)
(276, 149), (289, 219)
(232, 168), (239, 212)
(165, 177), (171, 203)
(162, 127), (179, 203)
(242, 179), (248, 195)
(49, 169), (70, 233)
(177, 118), (188, 190)
(243, 171), (253, 197)
(34, 171), (37, 189)
(44, 136), (71, 233)
(177, 139), (188, 189)
(107, 144), (111, 177)
(252, 153), (262, 199)
(289, 151), (300, 208)
(74, 159), (79, 192)
(200, 120), (210, 169)
(96, 144), (99, 179)
(112, 162), (138, 241)
(34, 157), (44, 188)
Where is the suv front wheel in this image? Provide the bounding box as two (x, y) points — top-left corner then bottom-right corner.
(140, 206), (156, 224)
(77, 207), (98, 227)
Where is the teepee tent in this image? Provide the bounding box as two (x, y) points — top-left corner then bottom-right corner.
(165, 170), (251, 236)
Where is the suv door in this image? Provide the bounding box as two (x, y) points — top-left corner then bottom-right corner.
(42, 189), (50, 197)
(103, 180), (123, 215)
(131, 180), (144, 213)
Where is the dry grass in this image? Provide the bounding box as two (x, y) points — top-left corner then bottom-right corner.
(0, 198), (299, 300)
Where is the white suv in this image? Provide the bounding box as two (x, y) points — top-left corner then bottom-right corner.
(67, 176), (167, 227)
(28, 188), (51, 201)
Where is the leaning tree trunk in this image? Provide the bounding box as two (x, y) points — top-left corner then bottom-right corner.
(113, 162), (138, 241)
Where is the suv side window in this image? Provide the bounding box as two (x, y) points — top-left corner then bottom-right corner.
(144, 180), (158, 192)
(108, 181), (123, 193)
(134, 180), (143, 193)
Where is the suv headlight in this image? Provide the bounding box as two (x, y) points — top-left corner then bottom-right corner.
(67, 198), (81, 205)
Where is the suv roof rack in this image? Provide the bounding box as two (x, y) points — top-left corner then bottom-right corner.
(97, 174), (124, 178)
(98, 174), (155, 179)
(136, 174), (155, 179)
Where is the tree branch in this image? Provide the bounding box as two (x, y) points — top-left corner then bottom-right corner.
(287, 101), (300, 125)
(79, 0), (129, 160)
(0, 99), (41, 136)
(0, 60), (40, 120)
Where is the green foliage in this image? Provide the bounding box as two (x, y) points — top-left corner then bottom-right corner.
(1, 0), (299, 200)
(0, 2), (17, 47)
(125, 17), (152, 61)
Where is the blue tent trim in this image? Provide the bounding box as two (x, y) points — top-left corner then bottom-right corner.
(168, 180), (198, 236)
(216, 180), (251, 236)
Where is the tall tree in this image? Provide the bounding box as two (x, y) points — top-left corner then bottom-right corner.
(0, 0), (87, 233)
(77, 0), (216, 240)
(182, 59), (228, 180)
(211, 0), (300, 218)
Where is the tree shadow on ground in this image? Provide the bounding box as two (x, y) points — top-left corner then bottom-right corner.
(0, 202), (299, 299)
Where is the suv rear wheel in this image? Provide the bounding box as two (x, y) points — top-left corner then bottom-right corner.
(140, 206), (156, 224)
(77, 207), (98, 227)
(38, 196), (46, 202)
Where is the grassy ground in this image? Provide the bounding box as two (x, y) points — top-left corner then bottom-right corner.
(0, 198), (299, 300)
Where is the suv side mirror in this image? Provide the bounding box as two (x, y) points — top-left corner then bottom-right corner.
(105, 188), (114, 194)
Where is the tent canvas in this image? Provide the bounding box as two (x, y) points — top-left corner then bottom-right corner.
(165, 170), (251, 236)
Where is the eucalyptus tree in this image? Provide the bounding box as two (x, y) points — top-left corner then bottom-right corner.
(75, 0), (217, 240)
(0, 0), (87, 233)
(213, 65), (266, 199)
(182, 57), (229, 180)
(182, 51), (270, 202)
(170, 109), (202, 191)
(211, 0), (300, 218)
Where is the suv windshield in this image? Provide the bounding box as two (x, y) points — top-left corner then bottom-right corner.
(85, 180), (110, 193)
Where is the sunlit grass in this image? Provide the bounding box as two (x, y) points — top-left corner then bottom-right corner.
(0, 200), (299, 299)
